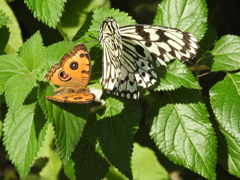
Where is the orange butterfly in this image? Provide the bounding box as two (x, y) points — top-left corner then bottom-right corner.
(45, 43), (95, 103)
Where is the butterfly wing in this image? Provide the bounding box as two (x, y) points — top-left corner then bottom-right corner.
(45, 63), (75, 87)
(120, 25), (199, 66)
(99, 18), (199, 99)
(60, 43), (92, 88)
(45, 44), (95, 103)
(99, 18), (122, 91)
(46, 92), (95, 103)
(99, 18), (158, 98)
(46, 87), (95, 103)
(45, 43), (92, 88)
(113, 39), (158, 99)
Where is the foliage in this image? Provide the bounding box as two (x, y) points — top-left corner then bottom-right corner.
(0, 0), (240, 179)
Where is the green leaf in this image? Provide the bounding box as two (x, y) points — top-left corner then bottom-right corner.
(73, 8), (136, 42)
(24, 0), (66, 28)
(38, 82), (88, 163)
(5, 72), (37, 118)
(209, 35), (240, 71)
(3, 103), (48, 179)
(20, 31), (45, 71)
(60, 0), (110, 40)
(210, 73), (240, 177)
(93, 8), (136, 27)
(210, 73), (240, 138)
(0, 54), (25, 94)
(148, 88), (217, 180)
(220, 131), (240, 178)
(36, 124), (62, 180)
(106, 166), (128, 180)
(199, 24), (218, 52)
(1, 0), (23, 54)
(154, 0), (208, 40)
(44, 41), (74, 70)
(92, 97), (141, 179)
(64, 136), (109, 180)
(132, 143), (168, 180)
(156, 60), (201, 91)
(0, 9), (12, 27)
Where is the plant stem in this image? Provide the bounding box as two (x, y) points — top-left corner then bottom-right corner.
(57, 23), (70, 41)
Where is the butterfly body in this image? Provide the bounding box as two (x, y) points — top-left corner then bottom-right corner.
(99, 17), (199, 99)
(45, 43), (95, 103)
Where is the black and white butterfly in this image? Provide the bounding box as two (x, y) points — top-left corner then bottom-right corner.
(99, 17), (199, 99)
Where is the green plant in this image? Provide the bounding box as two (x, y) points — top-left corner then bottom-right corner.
(0, 0), (240, 179)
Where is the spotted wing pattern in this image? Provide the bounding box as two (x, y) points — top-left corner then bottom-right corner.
(45, 43), (95, 103)
(99, 17), (199, 99)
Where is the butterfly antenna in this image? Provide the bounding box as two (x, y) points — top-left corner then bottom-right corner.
(84, 37), (99, 44)
(72, 34), (98, 43)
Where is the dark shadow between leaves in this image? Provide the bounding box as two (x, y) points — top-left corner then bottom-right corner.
(33, 104), (48, 140)
(202, 52), (214, 69)
(204, 98), (229, 176)
(29, 157), (48, 175)
(152, 63), (168, 89)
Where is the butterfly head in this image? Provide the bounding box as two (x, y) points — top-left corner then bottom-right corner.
(99, 17), (121, 43)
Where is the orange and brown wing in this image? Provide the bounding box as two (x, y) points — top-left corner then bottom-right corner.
(45, 44), (92, 88)
(46, 92), (95, 103)
(45, 63), (78, 87)
(45, 43), (95, 103)
(60, 43), (92, 88)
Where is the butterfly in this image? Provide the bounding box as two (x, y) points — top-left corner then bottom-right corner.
(99, 17), (199, 99)
(45, 43), (95, 103)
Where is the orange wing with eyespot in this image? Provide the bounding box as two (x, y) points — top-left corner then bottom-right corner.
(45, 43), (92, 88)
(45, 43), (95, 103)
(60, 43), (92, 88)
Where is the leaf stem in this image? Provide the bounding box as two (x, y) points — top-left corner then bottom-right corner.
(90, 104), (106, 113)
(57, 23), (70, 41)
(188, 65), (211, 72)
